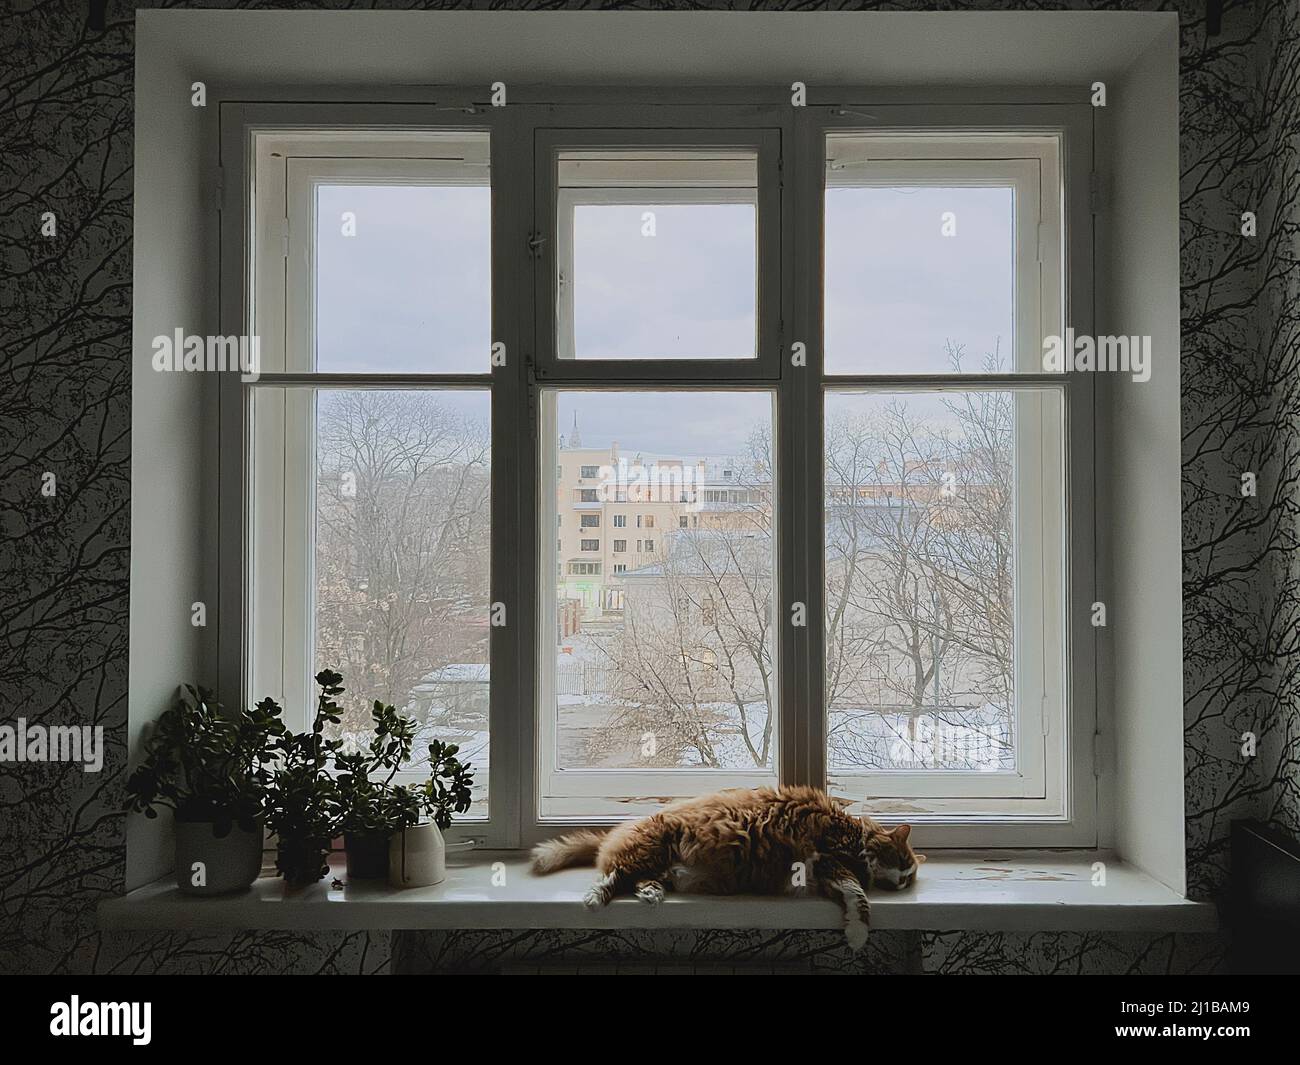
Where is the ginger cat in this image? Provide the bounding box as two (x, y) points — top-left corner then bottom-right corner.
(531, 785), (924, 950)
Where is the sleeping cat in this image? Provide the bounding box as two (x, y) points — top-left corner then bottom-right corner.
(531, 785), (924, 949)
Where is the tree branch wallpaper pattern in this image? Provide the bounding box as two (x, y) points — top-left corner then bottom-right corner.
(0, 0), (1295, 974)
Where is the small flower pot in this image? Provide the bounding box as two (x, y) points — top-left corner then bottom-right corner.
(344, 831), (392, 879)
(174, 818), (263, 896)
(276, 836), (331, 891)
(389, 822), (445, 889)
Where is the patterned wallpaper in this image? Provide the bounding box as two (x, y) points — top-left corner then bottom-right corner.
(0, 0), (1293, 975)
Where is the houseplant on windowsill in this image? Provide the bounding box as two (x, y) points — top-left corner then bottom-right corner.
(387, 739), (475, 889)
(334, 696), (420, 879)
(125, 686), (284, 896)
(263, 670), (345, 891)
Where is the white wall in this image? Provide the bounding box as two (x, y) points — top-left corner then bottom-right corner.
(126, 34), (220, 889)
(1097, 23), (1185, 893)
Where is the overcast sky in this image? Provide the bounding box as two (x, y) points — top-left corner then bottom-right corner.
(313, 182), (1015, 454)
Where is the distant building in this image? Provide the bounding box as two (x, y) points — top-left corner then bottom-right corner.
(555, 415), (770, 622)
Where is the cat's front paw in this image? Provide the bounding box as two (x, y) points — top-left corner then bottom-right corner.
(635, 880), (665, 905)
(583, 882), (613, 909)
(844, 916), (870, 951)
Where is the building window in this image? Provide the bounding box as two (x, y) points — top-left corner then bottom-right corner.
(542, 391), (775, 816)
(820, 132), (1069, 822)
(234, 100), (1090, 846)
(241, 128), (494, 823)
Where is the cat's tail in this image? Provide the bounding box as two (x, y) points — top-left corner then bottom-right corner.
(530, 828), (608, 874)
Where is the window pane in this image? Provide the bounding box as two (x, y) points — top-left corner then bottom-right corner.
(314, 389), (491, 817)
(557, 151), (757, 359)
(824, 141), (1017, 374)
(542, 391), (776, 817)
(825, 390), (1044, 786)
(825, 186), (1013, 374)
(315, 182), (490, 373)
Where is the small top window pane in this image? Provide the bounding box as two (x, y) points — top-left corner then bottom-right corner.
(313, 142), (491, 373)
(824, 135), (1022, 375)
(557, 150), (758, 360)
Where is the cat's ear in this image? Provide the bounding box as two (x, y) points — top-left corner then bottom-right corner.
(891, 823), (911, 844)
(830, 795), (854, 809)
(916, 853), (927, 864)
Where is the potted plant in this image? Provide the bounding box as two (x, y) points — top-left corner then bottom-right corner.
(263, 670), (344, 891)
(125, 686), (284, 896)
(387, 739), (475, 889)
(334, 697), (419, 879)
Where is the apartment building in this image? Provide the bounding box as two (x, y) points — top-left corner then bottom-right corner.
(556, 417), (769, 622)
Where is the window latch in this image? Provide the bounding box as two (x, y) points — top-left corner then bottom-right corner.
(527, 230), (547, 259)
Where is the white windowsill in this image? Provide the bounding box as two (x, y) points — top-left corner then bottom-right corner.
(100, 852), (1216, 934)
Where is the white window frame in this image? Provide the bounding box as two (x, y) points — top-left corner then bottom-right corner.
(229, 117), (506, 844)
(821, 135), (1064, 810)
(221, 95), (1096, 852)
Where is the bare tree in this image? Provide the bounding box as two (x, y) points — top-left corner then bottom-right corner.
(314, 391), (490, 731)
(587, 435), (776, 769)
(825, 345), (1015, 771)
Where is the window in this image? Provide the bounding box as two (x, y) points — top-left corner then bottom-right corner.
(541, 391), (777, 817)
(553, 148), (759, 360)
(821, 133), (1070, 823)
(243, 129), (494, 822)
(230, 99), (1092, 849)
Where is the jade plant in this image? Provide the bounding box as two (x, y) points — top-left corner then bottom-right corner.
(334, 700), (476, 835)
(125, 686), (285, 833)
(333, 697), (420, 837)
(262, 670), (346, 888)
(385, 739), (476, 832)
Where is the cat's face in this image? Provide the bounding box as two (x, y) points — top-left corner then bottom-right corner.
(863, 823), (925, 890)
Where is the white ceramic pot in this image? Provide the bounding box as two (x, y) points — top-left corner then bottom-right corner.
(174, 819), (263, 896)
(389, 822), (446, 888)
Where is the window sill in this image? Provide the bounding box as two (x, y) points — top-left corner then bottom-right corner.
(100, 852), (1215, 934)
